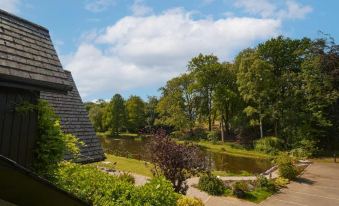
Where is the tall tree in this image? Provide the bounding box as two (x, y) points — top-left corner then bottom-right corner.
(156, 73), (197, 132)
(106, 94), (126, 136)
(188, 54), (221, 131)
(126, 95), (146, 132)
(145, 96), (159, 129)
(237, 52), (276, 138)
(213, 63), (242, 141)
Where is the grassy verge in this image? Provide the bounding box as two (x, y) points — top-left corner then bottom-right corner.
(177, 140), (271, 159)
(92, 154), (154, 177)
(242, 189), (274, 203)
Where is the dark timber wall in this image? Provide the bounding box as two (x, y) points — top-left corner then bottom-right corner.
(0, 86), (38, 167)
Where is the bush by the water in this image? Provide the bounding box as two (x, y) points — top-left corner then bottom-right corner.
(254, 136), (284, 155)
(290, 139), (318, 158)
(275, 153), (298, 180)
(207, 131), (220, 143)
(150, 130), (208, 194)
(177, 196), (204, 206)
(274, 177), (289, 188)
(52, 162), (178, 206)
(255, 175), (277, 192)
(232, 181), (249, 198)
(198, 175), (225, 196)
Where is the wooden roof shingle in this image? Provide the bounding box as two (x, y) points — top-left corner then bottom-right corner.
(41, 71), (105, 163)
(0, 9), (72, 92)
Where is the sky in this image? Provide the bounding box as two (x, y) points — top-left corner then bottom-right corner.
(1, 0), (338, 102)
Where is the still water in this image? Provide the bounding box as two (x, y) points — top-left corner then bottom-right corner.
(99, 136), (272, 174)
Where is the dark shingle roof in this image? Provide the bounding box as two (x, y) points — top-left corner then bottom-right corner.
(41, 71), (105, 163)
(0, 9), (72, 92)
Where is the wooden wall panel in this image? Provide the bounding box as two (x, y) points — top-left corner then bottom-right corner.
(0, 86), (38, 168)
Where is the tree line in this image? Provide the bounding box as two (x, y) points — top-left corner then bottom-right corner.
(86, 35), (339, 152)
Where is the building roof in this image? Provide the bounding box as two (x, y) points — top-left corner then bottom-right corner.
(0, 9), (72, 92)
(41, 71), (105, 163)
(0, 155), (89, 206)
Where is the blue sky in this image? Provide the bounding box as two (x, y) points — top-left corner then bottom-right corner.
(1, 0), (338, 101)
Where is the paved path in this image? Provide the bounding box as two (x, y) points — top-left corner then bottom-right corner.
(261, 162), (339, 206)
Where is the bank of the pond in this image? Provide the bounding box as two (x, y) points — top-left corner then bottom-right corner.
(92, 154), (154, 177)
(176, 140), (271, 159)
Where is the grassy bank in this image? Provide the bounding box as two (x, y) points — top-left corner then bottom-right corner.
(177, 140), (271, 159)
(92, 154), (153, 177)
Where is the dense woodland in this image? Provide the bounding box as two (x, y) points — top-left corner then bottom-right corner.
(86, 36), (339, 155)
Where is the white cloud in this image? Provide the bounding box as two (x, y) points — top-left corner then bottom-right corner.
(85, 0), (116, 12)
(234, 0), (312, 20)
(130, 0), (153, 16)
(0, 0), (21, 13)
(65, 8), (280, 99)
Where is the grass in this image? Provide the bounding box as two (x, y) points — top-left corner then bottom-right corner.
(177, 140), (271, 159)
(243, 189), (274, 203)
(92, 154), (154, 177)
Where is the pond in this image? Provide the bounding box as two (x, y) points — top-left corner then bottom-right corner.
(99, 136), (272, 174)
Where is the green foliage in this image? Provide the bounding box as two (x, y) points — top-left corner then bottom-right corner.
(275, 153), (298, 180)
(290, 139), (318, 158)
(118, 172), (135, 184)
(232, 181), (249, 192)
(106, 94), (127, 136)
(33, 100), (82, 178)
(207, 131), (219, 142)
(52, 162), (178, 206)
(274, 177), (289, 188)
(255, 175), (277, 192)
(126, 96), (146, 132)
(255, 136), (284, 155)
(198, 175), (225, 196)
(176, 196), (204, 206)
(88, 101), (107, 132)
(156, 73), (197, 132)
(134, 177), (178, 206)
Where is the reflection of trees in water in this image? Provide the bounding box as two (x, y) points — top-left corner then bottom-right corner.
(99, 136), (271, 173)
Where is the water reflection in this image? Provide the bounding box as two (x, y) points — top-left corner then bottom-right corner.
(99, 136), (271, 174)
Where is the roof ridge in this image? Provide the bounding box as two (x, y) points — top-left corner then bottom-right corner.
(0, 9), (49, 33)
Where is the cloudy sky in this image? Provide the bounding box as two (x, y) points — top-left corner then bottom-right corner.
(1, 0), (338, 101)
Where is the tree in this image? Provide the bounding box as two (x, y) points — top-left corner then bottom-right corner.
(213, 63), (242, 141)
(106, 94), (127, 136)
(145, 96), (159, 129)
(149, 130), (208, 194)
(156, 73), (197, 133)
(237, 52), (276, 138)
(88, 104), (106, 132)
(188, 54), (221, 131)
(125, 95), (146, 132)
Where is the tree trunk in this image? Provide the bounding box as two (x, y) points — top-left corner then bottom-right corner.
(220, 117), (225, 142)
(259, 116), (263, 138)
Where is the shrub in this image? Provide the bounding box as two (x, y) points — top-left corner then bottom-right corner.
(134, 177), (178, 206)
(207, 131), (219, 143)
(232, 181), (249, 192)
(232, 181), (249, 198)
(274, 177), (289, 188)
(255, 175), (277, 192)
(118, 172), (135, 184)
(198, 175), (225, 196)
(290, 139), (318, 158)
(275, 153), (298, 180)
(177, 196), (204, 206)
(150, 130), (208, 194)
(254, 136), (284, 155)
(33, 100), (83, 179)
(52, 162), (179, 206)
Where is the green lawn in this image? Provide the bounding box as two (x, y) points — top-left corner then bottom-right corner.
(177, 140), (271, 159)
(92, 154), (154, 177)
